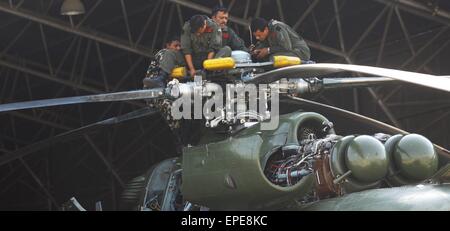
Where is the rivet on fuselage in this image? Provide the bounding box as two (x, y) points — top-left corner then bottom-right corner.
(224, 174), (237, 189)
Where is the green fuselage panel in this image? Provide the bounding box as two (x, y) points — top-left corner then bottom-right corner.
(181, 111), (332, 210)
(291, 184), (450, 211)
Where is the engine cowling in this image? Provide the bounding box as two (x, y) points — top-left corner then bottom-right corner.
(181, 111), (333, 210)
(385, 134), (438, 186)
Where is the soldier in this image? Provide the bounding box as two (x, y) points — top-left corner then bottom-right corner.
(144, 14), (231, 88)
(250, 17), (311, 62)
(143, 37), (181, 88)
(211, 5), (247, 51)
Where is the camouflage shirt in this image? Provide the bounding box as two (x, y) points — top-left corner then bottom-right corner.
(145, 49), (167, 78)
(256, 19), (311, 60)
(180, 18), (222, 56)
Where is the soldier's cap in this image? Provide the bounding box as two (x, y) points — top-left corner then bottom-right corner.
(190, 14), (207, 33)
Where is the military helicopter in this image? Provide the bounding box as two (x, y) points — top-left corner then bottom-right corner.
(1, 50), (450, 211)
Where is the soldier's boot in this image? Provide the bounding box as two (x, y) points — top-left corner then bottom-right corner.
(143, 71), (169, 89)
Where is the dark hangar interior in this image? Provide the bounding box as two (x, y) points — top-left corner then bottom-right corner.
(0, 0), (449, 210)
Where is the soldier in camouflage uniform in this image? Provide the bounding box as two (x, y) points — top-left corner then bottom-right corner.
(250, 17), (311, 62)
(144, 15), (231, 88)
(143, 37), (181, 87)
(211, 5), (247, 51)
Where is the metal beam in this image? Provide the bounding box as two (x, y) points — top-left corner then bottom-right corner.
(416, 39), (450, 72)
(119, 0), (133, 46)
(0, 57), (144, 113)
(382, 26), (448, 101)
(76, 0), (103, 28)
(169, 0), (248, 25)
(116, 120), (164, 170)
(400, 26), (448, 68)
(376, 7), (394, 66)
(0, 167), (26, 198)
(380, 8), (441, 102)
(343, 55), (401, 128)
(39, 24), (54, 76)
(331, 0), (359, 115)
(55, 37), (78, 77)
(0, 58), (102, 93)
(176, 3), (184, 28)
(255, 0), (262, 18)
(333, 0), (346, 53)
(418, 111), (450, 133)
(306, 40), (348, 58)
(8, 111), (71, 131)
(349, 5), (390, 56)
(135, 0), (162, 47)
(293, 0), (320, 30)
(19, 158), (59, 208)
(95, 42), (109, 92)
(308, 0), (322, 41)
(243, 0), (250, 19)
(373, 0), (450, 27)
(367, 87), (402, 128)
(388, 99), (450, 107)
(25, 0), (150, 57)
(395, 7), (415, 56)
(1, 21), (32, 56)
(227, 0), (236, 13)
(85, 135), (125, 188)
(0, 1), (153, 57)
(151, 0), (166, 52)
(162, 3), (176, 48)
(79, 40), (92, 84)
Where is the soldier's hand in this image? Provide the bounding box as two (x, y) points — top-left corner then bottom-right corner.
(248, 44), (256, 52)
(251, 48), (260, 57)
(255, 48), (269, 59)
(189, 69), (196, 77)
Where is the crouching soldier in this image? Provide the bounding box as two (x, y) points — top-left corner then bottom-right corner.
(250, 17), (311, 62)
(144, 14), (231, 88)
(143, 37), (181, 88)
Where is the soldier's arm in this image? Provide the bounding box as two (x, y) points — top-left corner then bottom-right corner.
(209, 22), (223, 53)
(184, 54), (196, 76)
(229, 28), (247, 51)
(207, 52), (215, 60)
(180, 29), (193, 55)
(181, 28), (196, 75)
(254, 40), (268, 49)
(270, 26), (293, 54)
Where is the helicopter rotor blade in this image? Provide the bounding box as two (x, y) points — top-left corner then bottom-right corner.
(322, 77), (395, 89)
(281, 96), (450, 159)
(247, 63), (450, 93)
(0, 88), (165, 113)
(0, 107), (159, 167)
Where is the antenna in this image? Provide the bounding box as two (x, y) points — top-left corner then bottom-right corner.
(248, 25), (253, 46)
(248, 24), (255, 53)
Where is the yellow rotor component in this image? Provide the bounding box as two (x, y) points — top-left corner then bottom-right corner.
(273, 56), (301, 68)
(203, 57), (236, 71)
(170, 67), (186, 79)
